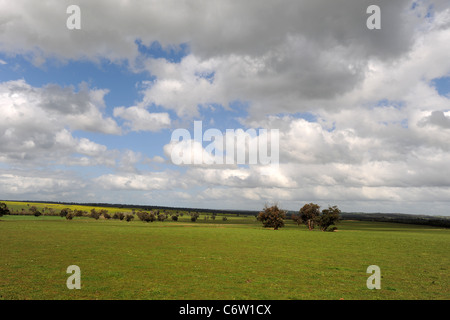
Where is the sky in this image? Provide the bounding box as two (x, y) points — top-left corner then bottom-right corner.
(0, 0), (449, 215)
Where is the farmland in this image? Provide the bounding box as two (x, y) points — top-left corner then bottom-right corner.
(0, 201), (448, 300)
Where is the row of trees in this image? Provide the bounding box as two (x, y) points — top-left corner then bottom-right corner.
(1, 202), (339, 231)
(0, 202), (230, 223)
(258, 203), (341, 231)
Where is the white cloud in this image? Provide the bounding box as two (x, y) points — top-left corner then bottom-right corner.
(94, 171), (185, 191)
(113, 106), (171, 132)
(1, 1), (450, 214)
(0, 79), (120, 166)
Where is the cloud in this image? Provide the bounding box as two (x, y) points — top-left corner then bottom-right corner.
(113, 106), (171, 132)
(2, 1), (450, 214)
(0, 169), (88, 200)
(94, 171), (185, 191)
(418, 110), (450, 129)
(0, 79), (120, 166)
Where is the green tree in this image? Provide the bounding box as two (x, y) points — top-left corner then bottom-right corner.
(190, 212), (199, 222)
(90, 208), (101, 220)
(317, 206), (341, 231)
(60, 208), (71, 218)
(299, 203), (321, 230)
(0, 202), (11, 217)
(257, 204), (286, 230)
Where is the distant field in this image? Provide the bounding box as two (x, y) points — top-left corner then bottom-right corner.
(0, 204), (449, 300)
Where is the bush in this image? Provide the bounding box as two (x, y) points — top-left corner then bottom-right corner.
(60, 208), (71, 218)
(74, 210), (84, 217)
(222, 216), (228, 221)
(90, 209), (101, 220)
(172, 215), (178, 221)
(103, 213), (111, 220)
(190, 211), (199, 222)
(66, 212), (74, 220)
(113, 212), (125, 220)
(136, 211), (155, 222)
(125, 214), (134, 222)
(146, 212), (156, 222)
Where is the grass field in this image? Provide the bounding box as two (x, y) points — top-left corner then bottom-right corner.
(0, 208), (449, 300)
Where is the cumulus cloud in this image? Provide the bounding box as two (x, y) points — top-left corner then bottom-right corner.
(418, 110), (450, 129)
(94, 170), (186, 191)
(0, 79), (120, 166)
(1, 1), (450, 214)
(113, 106), (171, 132)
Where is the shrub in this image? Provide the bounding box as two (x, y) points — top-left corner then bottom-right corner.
(190, 211), (199, 222)
(136, 211), (155, 222)
(29, 206), (40, 216)
(74, 209), (84, 217)
(136, 211), (146, 221)
(0, 202), (11, 217)
(222, 216), (228, 221)
(146, 212), (156, 222)
(66, 212), (74, 220)
(103, 212), (111, 220)
(172, 215), (178, 221)
(125, 214), (134, 222)
(60, 208), (71, 218)
(113, 212), (125, 220)
(90, 209), (101, 220)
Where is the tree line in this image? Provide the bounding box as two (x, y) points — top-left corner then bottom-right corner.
(257, 203), (341, 231)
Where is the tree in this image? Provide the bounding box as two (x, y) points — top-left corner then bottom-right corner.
(317, 206), (341, 231)
(74, 209), (84, 217)
(136, 211), (155, 222)
(299, 203), (321, 230)
(257, 204), (286, 230)
(291, 214), (302, 226)
(66, 212), (74, 220)
(90, 209), (101, 220)
(190, 212), (199, 222)
(113, 212), (125, 220)
(60, 208), (71, 218)
(0, 202), (10, 217)
(157, 213), (167, 221)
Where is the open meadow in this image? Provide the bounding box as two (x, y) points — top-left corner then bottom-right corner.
(0, 202), (448, 300)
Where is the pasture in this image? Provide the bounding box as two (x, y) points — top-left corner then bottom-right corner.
(0, 203), (448, 300)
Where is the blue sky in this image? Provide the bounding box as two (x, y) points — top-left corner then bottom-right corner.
(1, 0), (450, 214)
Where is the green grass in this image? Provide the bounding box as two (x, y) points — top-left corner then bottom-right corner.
(0, 214), (448, 300)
